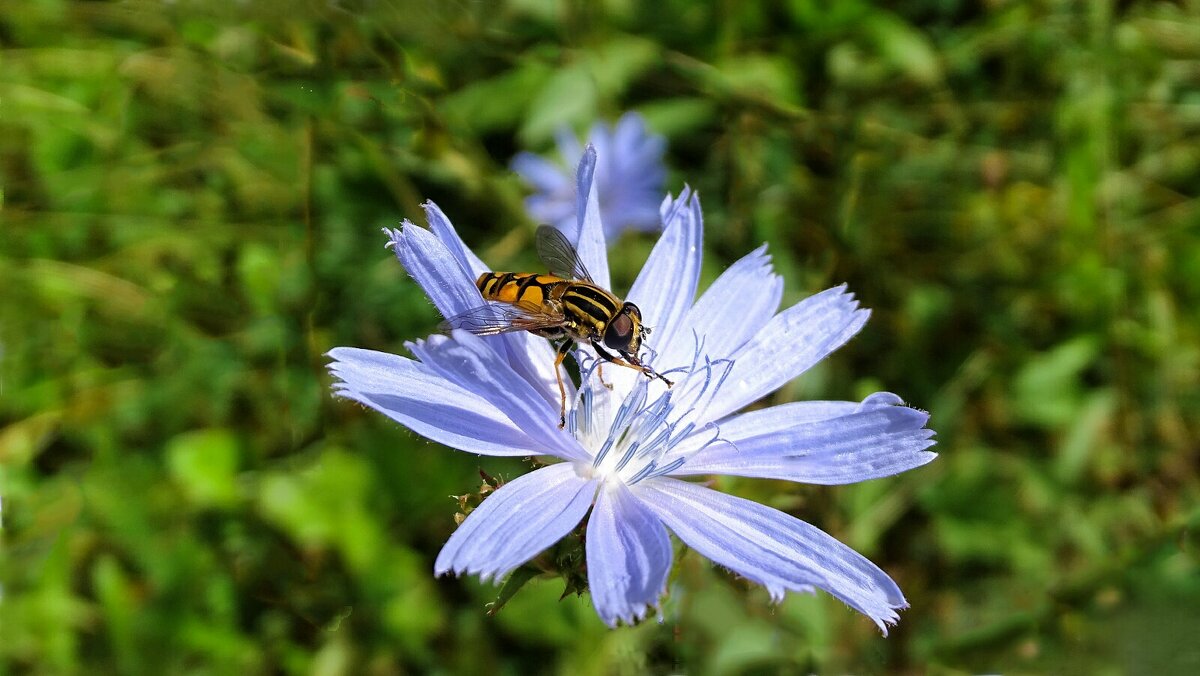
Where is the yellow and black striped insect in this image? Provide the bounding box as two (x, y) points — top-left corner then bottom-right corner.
(440, 225), (672, 427)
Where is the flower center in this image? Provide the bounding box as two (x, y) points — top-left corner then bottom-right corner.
(566, 338), (736, 486)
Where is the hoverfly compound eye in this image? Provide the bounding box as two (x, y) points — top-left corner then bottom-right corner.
(604, 312), (635, 350)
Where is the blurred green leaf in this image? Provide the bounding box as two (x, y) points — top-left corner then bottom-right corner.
(864, 13), (943, 86)
(489, 577), (606, 644)
(0, 412), (61, 467)
(166, 429), (240, 509)
(257, 450), (383, 573)
(1055, 388), (1117, 484)
(710, 622), (787, 674)
(441, 61), (553, 134)
(521, 62), (599, 144)
(92, 555), (141, 673)
(1012, 336), (1101, 428)
(236, 243), (282, 314)
(589, 34), (660, 98)
(716, 53), (803, 107)
(486, 565), (541, 617)
(637, 98), (717, 139)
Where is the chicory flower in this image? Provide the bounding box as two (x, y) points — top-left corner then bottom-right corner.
(329, 146), (936, 630)
(512, 112), (666, 239)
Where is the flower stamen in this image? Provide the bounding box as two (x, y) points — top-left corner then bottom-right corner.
(574, 334), (742, 486)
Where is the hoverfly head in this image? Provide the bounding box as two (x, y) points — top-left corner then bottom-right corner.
(604, 302), (644, 355)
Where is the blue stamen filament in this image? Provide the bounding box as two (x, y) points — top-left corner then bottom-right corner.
(572, 333), (739, 486)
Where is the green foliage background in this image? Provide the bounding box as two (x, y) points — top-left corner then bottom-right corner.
(3, 0), (1199, 673)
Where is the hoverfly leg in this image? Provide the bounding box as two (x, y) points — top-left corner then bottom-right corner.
(552, 340), (573, 429)
(649, 368), (673, 389)
(597, 364), (614, 390)
(592, 342), (671, 388)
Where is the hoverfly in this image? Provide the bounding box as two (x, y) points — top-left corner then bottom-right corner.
(440, 225), (672, 428)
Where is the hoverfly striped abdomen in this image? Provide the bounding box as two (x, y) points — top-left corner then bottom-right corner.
(476, 272), (564, 309)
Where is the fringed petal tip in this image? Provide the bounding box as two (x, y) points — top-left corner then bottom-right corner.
(657, 185), (695, 224)
(433, 563), (514, 586)
(829, 283), (870, 318)
(825, 282), (859, 309)
(764, 583), (788, 605)
(856, 391), (940, 452)
(327, 369), (351, 395)
(593, 581), (670, 628)
(875, 601), (909, 636)
(763, 578), (905, 635)
(325, 349), (355, 388)
(421, 201), (454, 234)
(382, 225), (405, 250)
(762, 582), (818, 604)
(771, 580), (907, 636)
(403, 334), (450, 353)
(602, 598), (664, 629)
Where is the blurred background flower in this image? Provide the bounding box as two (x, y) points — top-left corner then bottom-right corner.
(512, 112), (667, 239)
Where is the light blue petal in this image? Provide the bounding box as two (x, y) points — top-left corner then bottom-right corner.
(604, 114), (666, 235)
(327, 347), (541, 456)
(586, 482), (672, 627)
(659, 244), (782, 369)
(555, 125), (583, 168)
(627, 188), (703, 360)
(422, 201), (489, 278)
(572, 144), (611, 290)
(409, 331), (590, 462)
(666, 399), (866, 460)
(418, 203), (566, 410)
(435, 463), (597, 582)
(700, 285), (870, 423)
(511, 153), (571, 193)
(706, 398), (877, 438)
(673, 392), (937, 484)
(389, 223), (481, 319)
(657, 192), (674, 221)
(589, 124), (613, 190)
(590, 114), (658, 234)
(612, 112), (652, 159)
(638, 477), (907, 634)
(524, 198), (574, 229)
(614, 204), (664, 234)
(517, 114), (665, 240)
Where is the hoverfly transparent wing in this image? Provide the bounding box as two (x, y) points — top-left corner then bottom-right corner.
(438, 300), (566, 336)
(535, 225), (594, 282)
